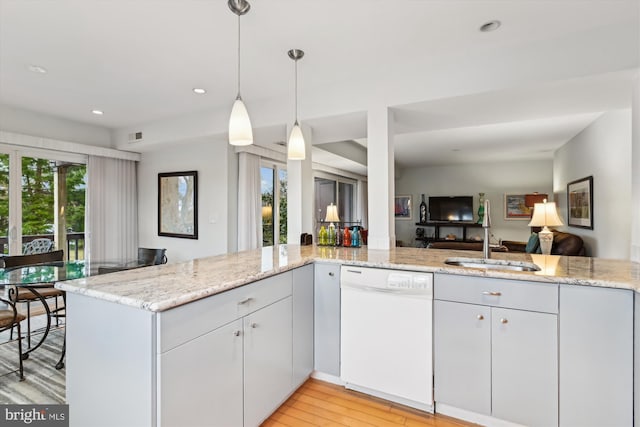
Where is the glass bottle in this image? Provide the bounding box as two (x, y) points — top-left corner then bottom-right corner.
(477, 193), (485, 224)
(319, 225), (327, 246)
(351, 227), (359, 248)
(343, 227), (352, 247)
(328, 224), (336, 246)
(419, 194), (427, 223)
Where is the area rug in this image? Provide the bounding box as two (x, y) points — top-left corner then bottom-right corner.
(0, 323), (65, 404)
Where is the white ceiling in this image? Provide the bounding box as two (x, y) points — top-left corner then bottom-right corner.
(0, 0), (638, 170)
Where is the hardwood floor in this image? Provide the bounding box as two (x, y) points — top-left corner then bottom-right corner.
(263, 379), (478, 427)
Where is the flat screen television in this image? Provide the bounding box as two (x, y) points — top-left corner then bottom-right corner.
(428, 196), (474, 222)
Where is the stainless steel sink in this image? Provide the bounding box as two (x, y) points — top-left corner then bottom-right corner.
(444, 257), (541, 272)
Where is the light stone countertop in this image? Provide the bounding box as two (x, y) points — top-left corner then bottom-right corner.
(55, 245), (640, 312)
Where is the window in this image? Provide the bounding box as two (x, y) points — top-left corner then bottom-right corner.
(260, 162), (287, 247)
(315, 175), (357, 223)
(0, 146), (86, 258)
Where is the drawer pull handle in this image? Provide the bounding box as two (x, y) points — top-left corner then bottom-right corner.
(477, 314), (484, 320)
(237, 297), (253, 305)
(329, 272), (335, 277)
(251, 323), (258, 329)
(346, 269), (362, 274)
(500, 318), (508, 324)
(233, 330), (241, 337)
(482, 291), (502, 296)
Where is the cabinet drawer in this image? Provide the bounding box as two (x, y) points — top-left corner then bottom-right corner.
(434, 274), (558, 313)
(158, 271), (292, 353)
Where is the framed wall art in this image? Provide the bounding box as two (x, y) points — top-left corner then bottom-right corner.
(504, 194), (532, 220)
(394, 195), (412, 220)
(567, 176), (593, 229)
(158, 170), (198, 239)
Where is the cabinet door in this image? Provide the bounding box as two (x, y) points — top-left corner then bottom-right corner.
(244, 296), (293, 427)
(560, 285), (633, 427)
(313, 263), (341, 376)
(492, 307), (557, 427)
(158, 319), (243, 427)
(292, 265), (314, 387)
(434, 300), (491, 415)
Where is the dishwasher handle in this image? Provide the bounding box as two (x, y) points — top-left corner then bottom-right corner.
(341, 281), (432, 297)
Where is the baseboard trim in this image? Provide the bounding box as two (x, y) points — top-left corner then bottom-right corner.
(436, 403), (526, 427)
(310, 370), (344, 386)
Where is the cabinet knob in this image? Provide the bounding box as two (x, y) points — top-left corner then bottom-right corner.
(482, 291), (502, 296)
(233, 330), (241, 337)
(237, 297), (253, 305)
(500, 318), (508, 324)
(251, 323), (258, 328)
(477, 314), (484, 320)
(329, 272), (335, 277)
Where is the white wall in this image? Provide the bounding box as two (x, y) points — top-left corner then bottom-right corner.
(554, 109), (632, 259)
(395, 159), (553, 247)
(137, 138), (231, 262)
(0, 105), (112, 147)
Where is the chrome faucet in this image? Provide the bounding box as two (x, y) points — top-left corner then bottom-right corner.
(482, 199), (491, 259)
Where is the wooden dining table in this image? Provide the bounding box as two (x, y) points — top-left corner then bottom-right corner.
(0, 258), (151, 369)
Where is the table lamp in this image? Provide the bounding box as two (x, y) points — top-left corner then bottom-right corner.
(528, 199), (563, 255)
(325, 203), (340, 245)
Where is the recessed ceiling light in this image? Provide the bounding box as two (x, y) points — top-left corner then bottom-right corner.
(27, 64), (47, 74)
(193, 88), (206, 94)
(480, 20), (501, 32)
(91, 110), (104, 116)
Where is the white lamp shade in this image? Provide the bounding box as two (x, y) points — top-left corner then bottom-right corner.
(325, 203), (340, 222)
(528, 202), (563, 227)
(229, 97), (253, 146)
(288, 123), (306, 160)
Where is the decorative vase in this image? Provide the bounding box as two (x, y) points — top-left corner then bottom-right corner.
(419, 194), (427, 223)
(477, 193), (485, 224)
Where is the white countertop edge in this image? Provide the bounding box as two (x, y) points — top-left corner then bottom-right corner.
(55, 253), (639, 312)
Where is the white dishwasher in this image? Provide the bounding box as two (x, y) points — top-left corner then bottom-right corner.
(340, 266), (434, 412)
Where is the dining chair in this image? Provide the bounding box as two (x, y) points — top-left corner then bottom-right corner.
(22, 238), (54, 255)
(0, 296), (25, 380)
(138, 248), (168, 265)
(3, 250), (65, 348)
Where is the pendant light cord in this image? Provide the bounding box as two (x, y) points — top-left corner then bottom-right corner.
(237, 14), (241, 96)
(294, 58), (298, 123)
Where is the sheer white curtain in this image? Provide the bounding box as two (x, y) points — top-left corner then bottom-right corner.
(85, 156), (138, 261)
(237, 152), (262, 251)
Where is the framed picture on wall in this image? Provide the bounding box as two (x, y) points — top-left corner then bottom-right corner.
(394, 195), (412, 220)
(158, 171), (199, 239)
(504, 194), (533, 220)
(567, 176), (593, 229)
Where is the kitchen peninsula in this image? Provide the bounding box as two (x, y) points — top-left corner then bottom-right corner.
(57, 245), (640, 427)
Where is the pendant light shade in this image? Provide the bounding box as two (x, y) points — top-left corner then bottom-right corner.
(229, 96), (253, 146)
(228, 0), (253, 146)
(287, 49), (305, 160)
(288, 121), (305, 160)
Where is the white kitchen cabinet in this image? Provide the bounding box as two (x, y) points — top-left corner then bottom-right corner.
(492, 307), (557, 427)
(158, 319), (244, 427)
(292, 265), (314, 387)
(68, 270), (301, 427)
(560, 284), (633, 427)
(433, 300), (491, 415)
(434, 274), (558, 427)
(313, 262), (341, 377)
(244, 296), (293, 427)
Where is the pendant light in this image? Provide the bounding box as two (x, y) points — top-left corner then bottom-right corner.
(287, 49), (305, 160)
(228, 0), (253, 146)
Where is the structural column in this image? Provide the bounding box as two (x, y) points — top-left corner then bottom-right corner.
(287, 123), (314, 244)
(367, 106), (395, 249)
(631, 72), (640, 262)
